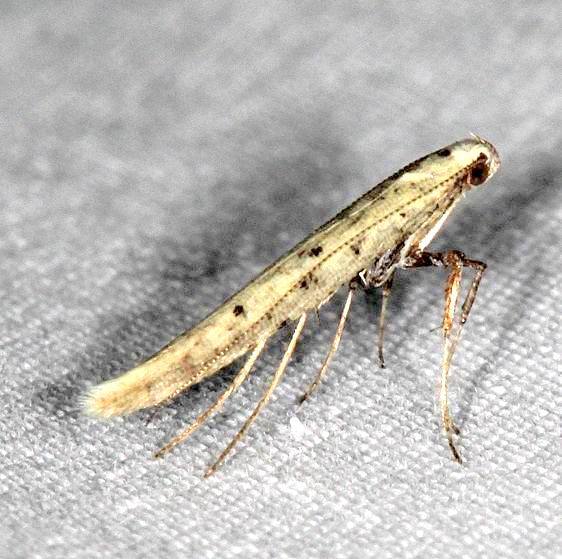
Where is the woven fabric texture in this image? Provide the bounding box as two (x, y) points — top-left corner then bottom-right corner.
(1, 2), (561, 558)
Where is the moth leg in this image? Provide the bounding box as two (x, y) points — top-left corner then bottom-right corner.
(457, 257), (487, 328)
(299, 286), (355, 405)
(440, 252), (464, 460)
(377, 272), (395, 368)
(154, 338), (267, 459)
(405, 250), (486, 463)
(144, 406), (163, 426)
(204, 312), (307, 478)
(441, 254), (487, 462)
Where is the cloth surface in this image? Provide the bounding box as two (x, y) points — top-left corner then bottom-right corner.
(1, 2), (561, 558)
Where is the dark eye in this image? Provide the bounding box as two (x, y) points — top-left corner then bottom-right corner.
(468, 159), (489, 186)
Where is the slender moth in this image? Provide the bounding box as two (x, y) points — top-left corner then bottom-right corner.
(85, 136), (501, 476)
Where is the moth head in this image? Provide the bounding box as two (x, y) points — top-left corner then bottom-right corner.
(465, 135), (501, 188)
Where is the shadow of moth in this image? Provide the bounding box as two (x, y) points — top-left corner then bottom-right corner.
(84, 136), (501, 476)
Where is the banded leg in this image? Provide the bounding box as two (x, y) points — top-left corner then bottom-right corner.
(405, 250), (487, 463)
(377, 272), (395, 368)
(299, 286), (355, 404)
(154, 338), (267, 459)
(205, 313), (307, 477)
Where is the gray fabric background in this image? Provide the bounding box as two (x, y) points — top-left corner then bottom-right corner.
(1, 2), (561, 558)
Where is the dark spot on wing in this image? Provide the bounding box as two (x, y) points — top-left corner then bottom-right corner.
(280, 320), (288, 329)
(300, 279), (308, 289)
(399, 212), (406, 218)
(387, 152), (430, 182)
(233, 305), (244, 316)
(351, 244), (361, 256)
(297, 249), (306, 257)
(403, 160), (421, 173)
(437, 148), (451, 157)
(309, 246), (323, 257)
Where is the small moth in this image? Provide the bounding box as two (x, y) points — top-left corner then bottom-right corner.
(85, 136), (501, 476)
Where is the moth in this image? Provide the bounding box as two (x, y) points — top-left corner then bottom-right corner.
(85, 136), (501, 476)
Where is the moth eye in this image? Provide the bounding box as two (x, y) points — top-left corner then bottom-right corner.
(467, 159), (489, 186)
